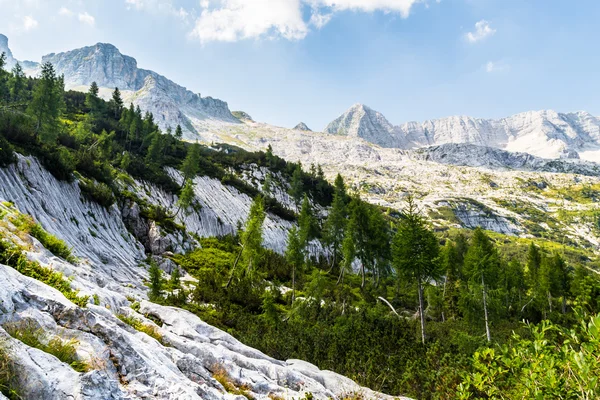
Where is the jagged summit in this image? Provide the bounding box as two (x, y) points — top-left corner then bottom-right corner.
(325, 104), (600, 160)
(293, 122), (312, 131)
(324, 103), (404, 147)
(28, 37), (240, 137)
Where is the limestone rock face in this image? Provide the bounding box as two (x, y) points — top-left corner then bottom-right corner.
(326, 104), (600, 160)
(39, 42), (239, 138)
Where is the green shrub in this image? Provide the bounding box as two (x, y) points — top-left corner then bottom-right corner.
(0, 237), (88, 307)
(3, 321), (89, 373)
(10, 213), (76, 263)
(79, 179), (115, 208)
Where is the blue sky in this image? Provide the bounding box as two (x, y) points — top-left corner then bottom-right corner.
(1, 0), (600, 130)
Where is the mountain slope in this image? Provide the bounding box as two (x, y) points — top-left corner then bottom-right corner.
(37, 41), (239, 137)
(326, 104), (600, 161)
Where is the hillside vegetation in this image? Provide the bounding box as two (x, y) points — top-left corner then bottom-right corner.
(1, 54), (600, 399)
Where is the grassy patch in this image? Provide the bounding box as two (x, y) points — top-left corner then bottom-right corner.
(0, 236), (89, 307)
(116, 314), (168, 346)
(3, 321), (89, 373)
(212, 364), (255, 399)
(9, 213), (76, 263)
(0, 341), (21, 400)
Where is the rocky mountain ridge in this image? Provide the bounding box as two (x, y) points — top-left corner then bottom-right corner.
(325, 103), (600, 161)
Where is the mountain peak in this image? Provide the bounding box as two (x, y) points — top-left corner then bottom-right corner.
(293, 122), (312, 131)
(325, 103), (402, 147)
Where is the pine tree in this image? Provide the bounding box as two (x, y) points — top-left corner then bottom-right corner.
(28, 62), (65, 143)
(262, 172), (273, 196)
(85, 81), (101, 122)
(323, 174), (347, 269)
(286, 226), (304, 304)
(177, 179), (195, 216)
(392, 196), (440, 344)
(289, 164), (304, 211)
(0, 52), (9, 104)
(110, 87), (123, 119)
(175, 124), (183, 141)
(181, 143), (201, 181)
(339, 213), (356, 285)
(149, 262), (163, 300)
(298, 194), (316, 252)
(145, 132), (164, 165)
(9, 63), (26, 103)
(228, 196), (267, 287)
(169, 267), (181, 292)
(462, 228), (500, 342)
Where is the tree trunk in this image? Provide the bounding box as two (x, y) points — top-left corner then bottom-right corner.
(360, 262), (365, 289)
(226, 244), (244, 288)
(548, 291), (553, 314)
(482, 273), (491, 343)
(418, 279), (426, 344)
(337, 265), (344, 285)
(441, 275), (448, 323)
(292, 265), (296, 305)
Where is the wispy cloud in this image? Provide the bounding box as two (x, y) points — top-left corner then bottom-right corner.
(485, 61), (509, 73)
(187, 0), (427, 43)
(58, 7), (73, 17)
(466, 20), (495, 43)
(125, 0), (190, 21)
(22, 15), (39, 31)
(78, 12), (95, 26)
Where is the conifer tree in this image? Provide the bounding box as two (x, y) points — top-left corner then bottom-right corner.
(9, 63), (26, 103)
(0, 52), (9, 103)
(181, 142), (201, 181)
(286, 226), (304, 304)
(323, 174), (347, 269)
(289, 164), (304, 210)
(175, 124), (183, 141)
(149, 261), (163, 300)
(177, 179), (195, 216)
(462, 228), (500, 342)
(28, 62), (65, 143)
(110, 87), (123, 119)
(392, 197), (440, 344)
(145, 132), (164, 165)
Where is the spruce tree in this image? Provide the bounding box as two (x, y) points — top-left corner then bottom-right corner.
(28, 62), (65, 143)
(175, 124), (183, 141)
(181, 143), (201, 181)
(289, 164), (304, 211)
(177, 179), (195, 216)
(0, 52), (8, 104)
(285, 226), (304, 304)
(110, 87), (123, 119)
(149, 262), (163, 300)
(392, 197), (440, 344)
(145, 132), (164, 165)
(462, 228), (500, 342)
(9, 63), (26, 103)
(323, 174), (347, 269)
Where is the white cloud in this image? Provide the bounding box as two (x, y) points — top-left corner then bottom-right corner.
(78, 11), (95, 26)
(485, 61), (509, 73)
(22, 15), (39, 31)
(189, 0), (425, 43)
(58, 7), (74, 17)
(190, 0), (308, 43)
(466, 20), (495, 43)
(309, 12), (333, 29)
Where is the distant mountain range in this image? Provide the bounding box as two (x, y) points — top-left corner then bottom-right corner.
(3, 33), (600, 162)
(325, 103), (600, 161)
